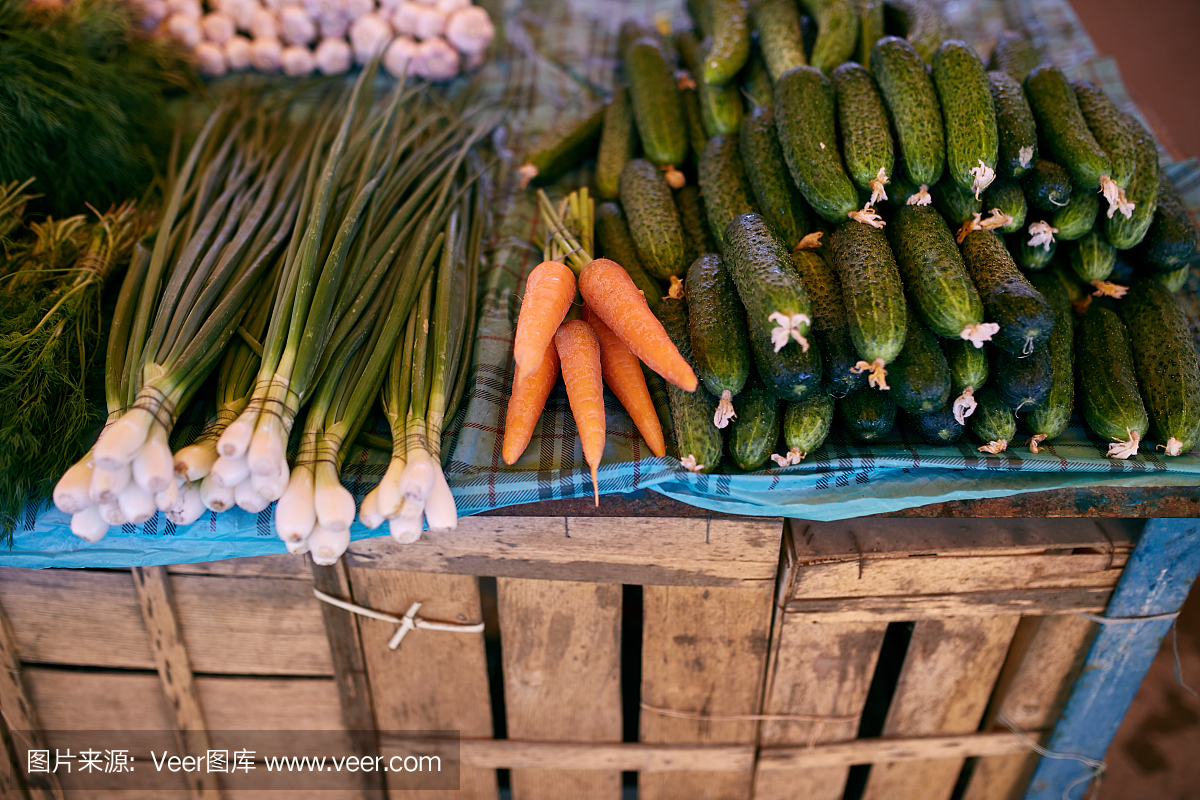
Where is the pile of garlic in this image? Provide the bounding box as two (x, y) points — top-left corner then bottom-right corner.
(135, 0), (494, 81)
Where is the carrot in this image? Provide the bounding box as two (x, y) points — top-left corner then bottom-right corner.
(501, 340), (560, 466)
(578, 258), (698, 392)
(554, 319), (605, 505)
(583, 306), (666, 457)
(513, 260), (577, 384)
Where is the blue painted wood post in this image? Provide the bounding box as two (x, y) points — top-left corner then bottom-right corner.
(1023, 518), (1200, 800)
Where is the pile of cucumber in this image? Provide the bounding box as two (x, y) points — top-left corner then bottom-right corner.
(518, 0), (1200, 473)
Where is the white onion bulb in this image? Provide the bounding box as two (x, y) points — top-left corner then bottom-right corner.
(281, 44), (316, 76)
(315, 36), (352, 74)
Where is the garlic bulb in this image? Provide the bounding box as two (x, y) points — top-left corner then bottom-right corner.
(444, 5), (493, 56)
(249, 36), (283, 71)
(342, 0), (374, 21)
(314, 36), (352, 74)
(390, 1), (420, 36)
(411, 36), (459, 81)
(349, 12), (393, 65)
(435, 0), (468, 13)
(317, 12), (348, 38)
(279, 5), (317, 45)
(382, 35), (417, 79)
(249, 7), (278, 39)
(411, 3), (445, 39)
(222, 0), (258, 31)
(201, 11), (236, 44)
(166, 13), (203, 47)
(224, 34), (253, 70)
(167, 0), (202, 19)
(194, 41), (228, 76)
(281, 43), (316, 76)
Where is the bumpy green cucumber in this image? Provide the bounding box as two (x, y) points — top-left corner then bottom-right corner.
(1073, 81), (1136, 190)
(705, 0), (751, 86)
(730, 384), (781, 469)
(619, 159), (687, 279)
(960, 229), (1055, 354)
(753, 0), (807, 80)
(971, 388), (1016, 450)
(699, 135), (760, 244)
(782, 394), (835, 459)
(945, 337), (989, 394)
(986, 30), (1039, 83)
(1022, 159), (1073, 212)
(830, 221), (909, 378)
(791, 249), (868, 396)
(699, 50), (745, 137)
(832, 62), (895, 201)
(1106, 113), (1160, 250)
(888, 309), (952, 413)
(982, 178), (1027, 233)
(1076, 303), (1149, 454)
(740, 105), (812, 248)
(797, 0), (859, 73)
(888, 204), (987, 340)
(871, 36), (945, 188)
(1122, 279), (1200, 454)
(882, 0), (948, 63)
(625, 37), (689, 172)
(657, 297), (724, 472)
(1052, 187), (1099, 241)
(742, 47), (775, 108)
(991, 345), (1051, 411)
(725, 212), (814, 343)
(1010, 221), (1057, 271)
(748, 311), (824, 400)
(1048, 263), (1089, 312)
(933, 176), (982, 226)
(519, 106), (604, 187)
(1024, 269), (1075, 445)
(908, 400), (964, 445)
(596, 202), (664, 309)
(1133, 172), (1200, 271)
(676, 185), (718, 267)
(679, 84), (710, 162)
(932, 40), (999, 197)
(595, 87), (638, 200)
(1025, 65), (1111, 190)
(619, 19), (659, 60)
(687, 254), (752, 417)
(987, 70), (1038, 178)
(1069, 229), (1117, 283)
(1154, 266), (1190, 293)
(773, 65), (860, 222)
(839, 387), (897, 441)
(855, 0), (885, 66)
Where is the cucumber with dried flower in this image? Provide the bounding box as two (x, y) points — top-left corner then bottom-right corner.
(625, 37), (689, 179)
(797, 0), (858, 73)
(730, 385), (781, 469)
(991, 345), (1052, 411)
(518, 106), (605, 187)
(988, 70), (1038, 178)
(987, 30), (1039, 83)
(888, 309), (951, 414)
(1022, 159), (1073, 212)
(909, 400), (964, 444)
(705, 0), (751, 86)
(1073, 81), (1136, 191)
(1023, 269), (1075, 448)
(933, 175), (982, 226)
(982, 178), (1026, 233)
(676, 185), (717, 266)
(1052, 187), (1099, 241)
(944, 337), (988, 423)
(725, 212), (814, 349)
(740, 105), (812, 248)
(748, 311), (825, 400)
(839, 387), (896, 441)
(1106, 113), (1160, 250)
(699, 135), (760, 245)
(595, 87), (639, 200)
(971, 388), (1016, 452)
(1076, 303), (1148, 458)
(596, 201), (664, 309)
(882, 0), (948, 63)
(1010, 220), (1057, 271)
(688, 254), (752, 426)
(1133, 172), (1200, 271)
(753, 0), (807, 79)
(932, 40), (999, 198)
(1069, 229), (1117, 283)
(960, 229), (1055, 355)
(1025, 65), (1111, 191)
(871, 36), (945, 189)
(619, 159), (687, 279)
(832, 62), (895, 204)
(781, 394), (835, 461)
(791, 248), (868, 396)
(657, 297), (723, 473)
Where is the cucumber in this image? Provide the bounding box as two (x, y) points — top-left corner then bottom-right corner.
(1010, 222), (1057, 272)
(687, 254), (752, 422)
(932, 40), (998, 197)
(839, 387), (896, 441)
(882, 0), (947, 63)
(687, 0), (713, 37)
(1106, 113), (1160, 250)
(782, 394), (835, 459)
(1122, 279), (1200, 455)
(830, 220), (909, 380)
(908, 400), (964, 445)
(1052, 187), (1099, 241)
(729, 384), (781, 469)
(619, 159), (687, 279)
(970, 388), (1016, 450)
(933, 176), (982, 226)
(987, 70), (1038, 178)
(1073, 81), (1136, 190)
(986, 30), (1039, 84)
(740, 105), (812, 248)
(1076, 303), (1149, 455)
(797, 0), (858, 74)
(679, 84), (711, 162)
(742, 47), (775, 108)
(871, 36), (946, 189)
(1133, 172), (1200, 271)
(625, 37), (689, 173)
(960, 229), (1055, 355)
(724, 212), (813, 346)
(699, 135), (760, 245)
(1154, 266), (1190, 293)
(1048, 263), (1090, 312)
(657, 297), (724, 472)
(676, 185), (718, 267)
(748, 310), (825, 400)
(699, 51), (745, 137)
(618, 19), (659, 60)
(753, 0), (807, 80)
(1069, 229), (1117, 283)
(596, 202), (664, 310)
(1025, 65), (1111, 190)
(888, 204), (986, 340)
(676, 28), (704, 73)
(991, 345), (1051, 411)
(705, 0), (751, 86)
(1024, 269), (1075, 446)
(888, 309), (952, 413)
(791, 249), (868, 396)
(832, 62), (895, 202)
(982, 177), (1027, 233)
(773, 65), (860, 222)
(595, 87), (639, 200)
(855, 0), (885, 67)
(885, 159), (925, 206)
(945, 337), (989, 393)
(1022, 159), (1073, 212)
(518, 106), (604, 187)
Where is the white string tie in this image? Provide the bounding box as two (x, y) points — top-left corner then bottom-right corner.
(313, 589), (485, 650)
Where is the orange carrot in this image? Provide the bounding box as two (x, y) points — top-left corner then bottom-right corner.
(578, 258), (698, 392)
(502, 340), (560, 465)
(583, 306), (666, 457)
(513, 260), (576, 384)
(554, 319), (605, 505)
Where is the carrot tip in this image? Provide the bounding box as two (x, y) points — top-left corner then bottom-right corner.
(591, 466), (599, 506)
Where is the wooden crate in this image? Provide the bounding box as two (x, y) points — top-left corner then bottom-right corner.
(0, 513), (1140, 800)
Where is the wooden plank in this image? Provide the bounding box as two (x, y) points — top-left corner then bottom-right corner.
(169, 554), (310, 579)
(962, 615), (1096, 800)
(639, 585), (774, 800)
(783, 587), (1112, 623)
(861, 616), (1021, 800)
(130, 567), (220, 799)
(0, 593), (64, 800)
(0, 569), (332, 676)
(345, 516), (781, 587)
(1023, 518), (1200, 800)
(757, 731), (1046, 770)
(348, 569), (496, 800)
(1, 705), (30, 800)
(496, 579), (622, 800)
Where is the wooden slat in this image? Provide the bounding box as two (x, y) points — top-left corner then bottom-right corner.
(757, 731), (1045, 770)
(639, 585), (774, 800)
(345, 516), (781, 587)
(130, 567), (220, 799)
(0, 592), (63, 800)
(2, 709), (30, 800)
(496, 579), (622, 800)
(961, 615), (1097, 800)
(0, 569), (332, 676)
(348, 569), (497, 800)
(860, 616), (1021, 800)
(783, 587), (1112, 623)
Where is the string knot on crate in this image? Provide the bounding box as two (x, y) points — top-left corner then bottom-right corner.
(313, 588), (485, 650)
